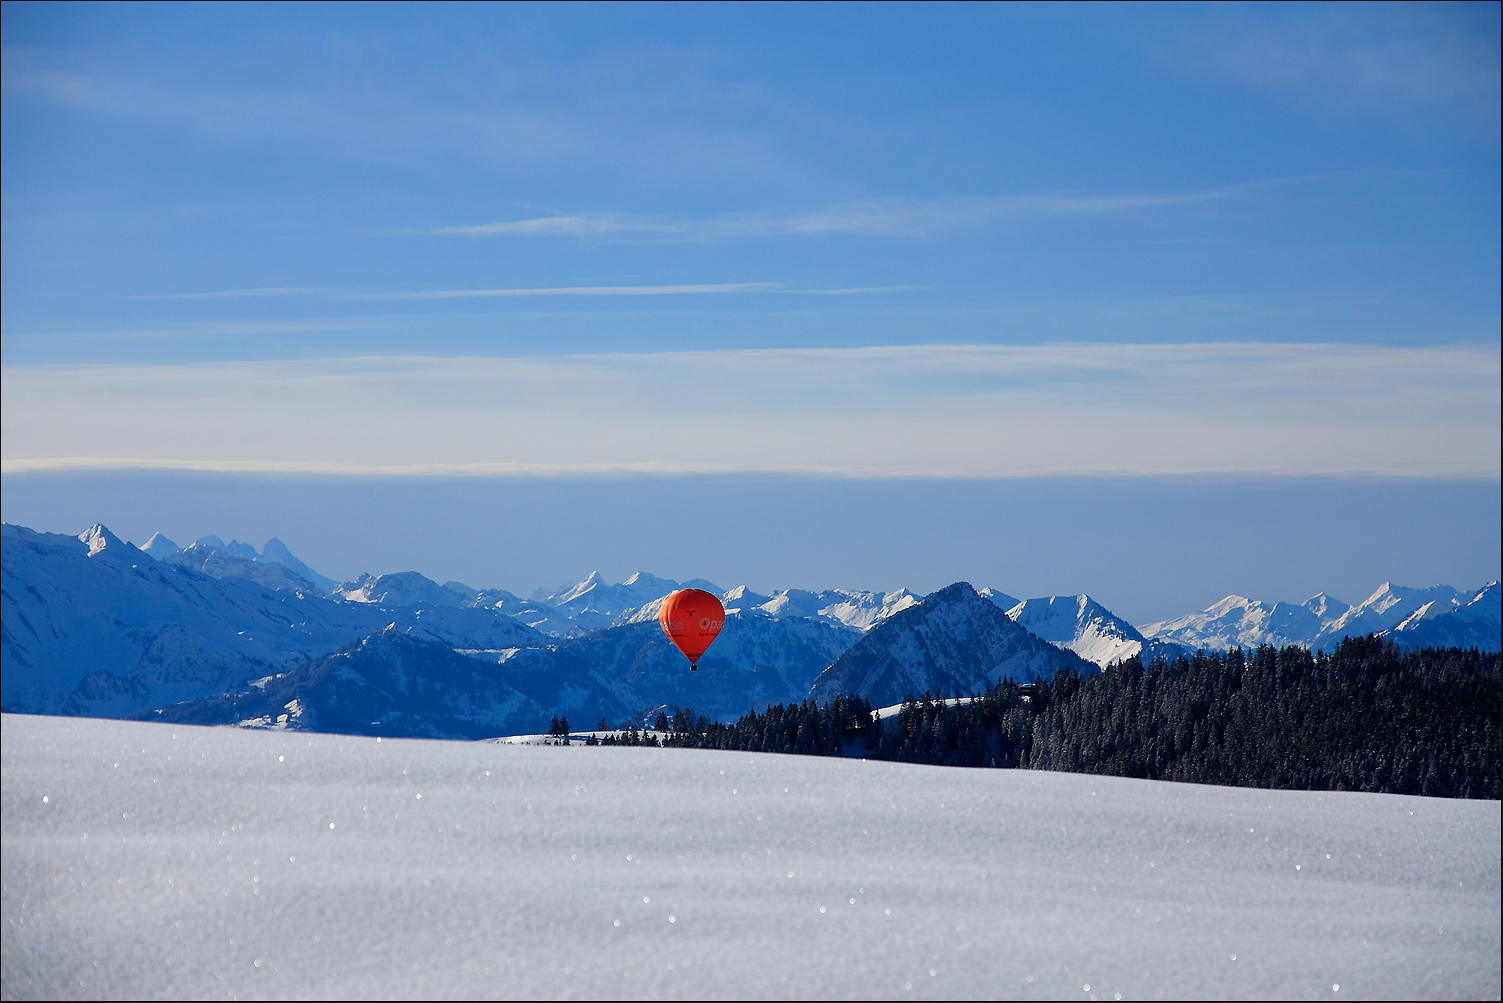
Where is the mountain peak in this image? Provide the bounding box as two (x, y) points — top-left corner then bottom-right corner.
(1300, 592), (1349, 620)
(78, 524), (130, 559)
(1204, 595), (1256, 616)
(1381, 581), (1501, 650)
(138, 532), (181, 560)
(925, 581), (977, 604)
(555, 572), (606, 604)
(977, 587), (1021, 611)
(257, 537), (337, 593)
(622, 571), (676, 590)
(223, 540), (259, 561)
(333, 571), (463, 608)
(1005, 592), (1174, 667)
(810, 582), (1091, 706)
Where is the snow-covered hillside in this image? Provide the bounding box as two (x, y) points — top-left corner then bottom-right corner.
(4, 714), (1497, 1000)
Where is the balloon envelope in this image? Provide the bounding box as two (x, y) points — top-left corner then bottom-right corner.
(657, 589), (725, 668)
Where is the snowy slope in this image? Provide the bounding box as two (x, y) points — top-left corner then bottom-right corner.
(809, 583), (1093, 705)
(4, 713), (1497, 1000)
(1005, 593), (1190, 667)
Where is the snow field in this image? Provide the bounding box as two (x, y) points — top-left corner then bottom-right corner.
(3, 713), (1498, 1000)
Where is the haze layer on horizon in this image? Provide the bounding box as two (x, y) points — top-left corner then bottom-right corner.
(3, 470), (1497, 627)
(3, 5), (1498, 621)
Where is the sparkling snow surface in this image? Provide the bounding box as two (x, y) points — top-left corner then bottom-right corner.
(4, 715), (1498, 1001)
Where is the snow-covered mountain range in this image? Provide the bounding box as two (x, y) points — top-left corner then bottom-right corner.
(1000, 593), (1192, 666)
(2, 521), (1496, 737)
(1, 524), (546, 718)
(1140, 581), (1500, 653)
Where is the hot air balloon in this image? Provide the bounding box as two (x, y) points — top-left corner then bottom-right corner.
(657, 588), (725, 670)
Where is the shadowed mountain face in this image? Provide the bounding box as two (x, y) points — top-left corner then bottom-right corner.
(150, 612), (859, 737)
(809, 583), (1094, 706)
(474, 611), (861, 727)
(144, 631), (549, 740)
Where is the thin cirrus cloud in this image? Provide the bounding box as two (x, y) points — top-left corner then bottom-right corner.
(124, 283), (910, 303)
(127, 286), (328, 302)
(371, 283), (917, 300)
(434, 190), (1233, 241)
(1150, 4), (1501, 125)
(3, 342), (1496, 480)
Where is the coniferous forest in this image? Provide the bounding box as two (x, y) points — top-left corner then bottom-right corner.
(600, 639), (1500, 799)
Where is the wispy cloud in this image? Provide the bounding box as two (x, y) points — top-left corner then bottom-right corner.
(128, 286), (326, 302)
(112, 282), (915, 303)
(373, 282), (917, 300)
(0, 54), (585, 167)
(4, 343), (1496, 479)
(1146, 4), (1500, 129)
(434, 190), (1231, 241)
(373, 282), (776, 300)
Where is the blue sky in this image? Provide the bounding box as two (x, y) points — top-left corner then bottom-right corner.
(2, 3), (1498, 619)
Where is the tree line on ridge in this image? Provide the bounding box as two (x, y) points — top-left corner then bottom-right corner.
(597, 638), (1500, 799)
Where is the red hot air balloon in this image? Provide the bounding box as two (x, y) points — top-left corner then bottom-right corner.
(657, 588), (725, 670)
